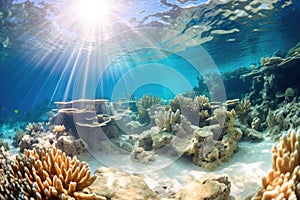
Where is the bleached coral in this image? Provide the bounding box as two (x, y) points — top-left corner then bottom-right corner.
(254, 129), (300, 199)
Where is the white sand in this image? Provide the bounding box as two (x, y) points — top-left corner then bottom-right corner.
(85, 139), (274, 199)
(1, 123), (274, 199)
(145, 140), (273, 199)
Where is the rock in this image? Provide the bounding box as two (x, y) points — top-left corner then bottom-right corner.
(55, 135), (86, 156)
(130, 147), (155, 164)
(175, 175), (231, 200)
(19, 134), (33, 152)
(245, 129), (263, 142)
(88, 167), (160, 200)
(138, 130), (153, 151)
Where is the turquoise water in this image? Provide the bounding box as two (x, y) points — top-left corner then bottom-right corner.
(0, 0), (299, 117)
(1, 1), (300, 199)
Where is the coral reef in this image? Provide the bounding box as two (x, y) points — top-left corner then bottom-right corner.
(169, 94), (200, 126)
(190, 109), (242, 169)
(266, 100), (300, 140)
(234, 42), (300, 143)
(50, 99), (135, 154)
(253, 129), (300, 199)
(155, 108), (180, 132)
(287, 42), (300, 57)
(235, 99), (251, 125)
(136, 94), (162, 124)
(52, 99), (110, 136)
(137, 105), (242, 169)
(0, 147), (96, 200)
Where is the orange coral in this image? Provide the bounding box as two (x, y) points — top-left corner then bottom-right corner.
(254, 129), (300, 199)
(53, 125), (66, 133)
(1, 147), (96, 199)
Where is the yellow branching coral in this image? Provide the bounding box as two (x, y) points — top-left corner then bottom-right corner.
(236, 98), (251, 125)
(136, 94), (162, 124)
(194, 95), (210, 110)
(1, 147), (96, 200)
(53, 125), (66, 133)
(254, 129), (300, 199)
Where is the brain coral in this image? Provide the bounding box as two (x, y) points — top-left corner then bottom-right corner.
(0, 147), (97, 200)
(254, 129), (300, 199)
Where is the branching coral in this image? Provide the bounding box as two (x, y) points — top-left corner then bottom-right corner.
(53, 125), (66, 133)
(194, 95), (210, 110)
(0, 147), (97, 200)
(170, 94), (210, 126)
(254, 129), (300, 199)
(136, 94), (162, 124)
(155, 108), (180, 132)
(236, 99), (251, 125)
(25, 122), (45, 134)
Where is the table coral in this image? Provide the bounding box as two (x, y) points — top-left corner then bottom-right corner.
(253, 129), (300, 199)
(0, 147), (96, 200)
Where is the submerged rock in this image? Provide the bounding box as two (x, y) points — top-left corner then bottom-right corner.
(88, 167), (160, 200)
(174, 175), (231, 200)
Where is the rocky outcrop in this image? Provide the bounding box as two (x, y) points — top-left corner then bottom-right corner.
(175, 175), (231, 200)
(87, 167), (160, 200)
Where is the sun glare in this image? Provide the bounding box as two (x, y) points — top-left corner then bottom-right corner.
(75, 0), (112, 26)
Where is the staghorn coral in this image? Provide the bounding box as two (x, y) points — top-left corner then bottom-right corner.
(0, 147), (96, 200)
(254, 129), (300, 199)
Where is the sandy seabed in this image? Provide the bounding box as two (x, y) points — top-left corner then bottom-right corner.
(85, 139), (274, 200)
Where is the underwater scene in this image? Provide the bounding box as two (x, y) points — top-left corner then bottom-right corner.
(1, 0), (300, 199)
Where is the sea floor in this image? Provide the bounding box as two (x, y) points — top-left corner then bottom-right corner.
(1, 123), (274, 199)
(84, 139), (274, 200)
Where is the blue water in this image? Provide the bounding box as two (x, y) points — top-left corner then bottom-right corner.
(0, 0), (300, 118)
